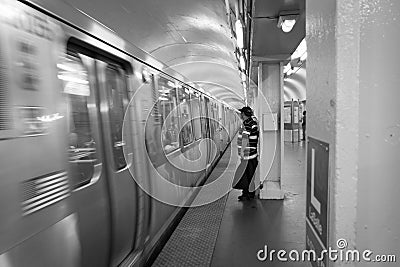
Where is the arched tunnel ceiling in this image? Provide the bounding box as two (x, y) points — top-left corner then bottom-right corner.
(284, 66), (306, 102)
(62, 0), (306, 109)
(62, 0), (245, 109)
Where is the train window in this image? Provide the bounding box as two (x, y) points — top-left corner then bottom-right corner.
(190, 92), (201, 141)
(223, 107), (226, 128)
(59, 53), (98, 188)
(105, 65), (128, 170)
(158, 77), (180, 153)
(211, 102), (217, 137)
(207, 99), (214, 138)
(177, 86), (193, 146)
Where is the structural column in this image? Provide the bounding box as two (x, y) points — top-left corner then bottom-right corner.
(257, 62), (284, 199)
(307, 0), (400, 266)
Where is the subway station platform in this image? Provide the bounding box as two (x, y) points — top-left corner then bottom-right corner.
(151, 138), (310, 267)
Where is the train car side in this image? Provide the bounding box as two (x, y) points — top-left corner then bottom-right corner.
(0, 0), (241, 266)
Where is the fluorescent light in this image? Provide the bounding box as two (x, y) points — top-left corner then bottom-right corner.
(240, 55), (246, 70)
(277, 12), (299, 33)
(235, 20), (244, 49)
(281, 19), (296, 32)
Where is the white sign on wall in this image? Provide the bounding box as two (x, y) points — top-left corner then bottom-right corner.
(262, 113), (278, 131)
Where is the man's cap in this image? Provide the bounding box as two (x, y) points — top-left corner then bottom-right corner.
(238, 106), (253, 116)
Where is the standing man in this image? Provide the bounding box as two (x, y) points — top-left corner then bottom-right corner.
(302, 110), (306, 141)
(234, 106), (259, 201)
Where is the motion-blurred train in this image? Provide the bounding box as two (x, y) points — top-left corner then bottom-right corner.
(0, 0), (240, 266)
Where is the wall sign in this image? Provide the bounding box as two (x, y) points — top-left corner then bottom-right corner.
(306, 137), (329, 267)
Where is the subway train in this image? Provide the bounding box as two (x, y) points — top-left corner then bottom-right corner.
(0, 0), (240, 266)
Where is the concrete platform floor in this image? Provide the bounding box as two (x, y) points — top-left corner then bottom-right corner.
(152, 140), (310, 267)
(210, 141), (310, 267)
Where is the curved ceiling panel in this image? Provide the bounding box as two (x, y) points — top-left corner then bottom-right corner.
(284, 91), (291, 102)
(170, 61), (245, 108)
(284, 67), (306, 101)
(63, 0), (242, 107)
(205, 85), (244, 99)
(284, 82), (301, 102)
(63, 0), (305, 108)
(150, 43), (236, 68)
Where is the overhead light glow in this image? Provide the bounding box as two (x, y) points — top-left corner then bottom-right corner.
(0, 2), (19, 22)
(235, 20), (244, 49)
(281, 19), (296, 32)
(239, 55), (246, 70)
(241, 72), (246, 82)
(291, 38), (307, 60)
(37, 113), (64, 122)
(277, 11), (299, 33)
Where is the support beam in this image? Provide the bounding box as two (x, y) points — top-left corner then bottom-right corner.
(257, 62), (284, 200)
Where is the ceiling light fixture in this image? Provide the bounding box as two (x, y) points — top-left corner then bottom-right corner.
(239, 55), (246, 71)
(235, 19), (244, 49)
(277, 11), (299, 33)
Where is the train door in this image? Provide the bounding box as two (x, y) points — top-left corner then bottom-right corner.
(95, 58), (138, 265)
(60, 50), (111, 267)
(0, 6), (80, 265)
(64, 42), (140, 266)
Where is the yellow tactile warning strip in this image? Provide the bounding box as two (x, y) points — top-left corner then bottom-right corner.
(152, 143), (236, 267)
(151, 195), (228, 267)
